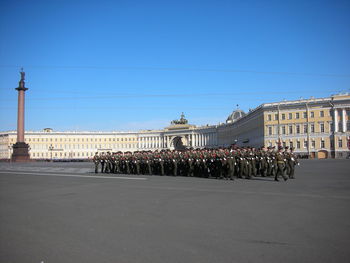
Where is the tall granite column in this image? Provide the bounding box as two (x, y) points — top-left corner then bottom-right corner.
(12, 69), (30, 162)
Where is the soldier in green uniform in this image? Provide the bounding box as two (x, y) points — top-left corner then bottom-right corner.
(227, 150), (235, 180)
(250, 148), (257, 177)
(287, 147), (299, 179)
(93, 152), (99, 173)
(100, 152), (106, 173)
(258, 147), (268, 177)
(275, 147), (288, 181)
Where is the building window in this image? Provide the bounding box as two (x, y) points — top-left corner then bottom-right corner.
(289, 141), (293, 148)
(282, 114), (285, 120)
(303, 112), (307, 118)
(338, 139), (343, 148)
(282, 141), (286, 148)
(288, 113), (292, 120)
(275, 114), (278, 120)
(321, 140), (325, 148)
(304, 124), (308, 133)
(310, 123), (315, 133)
(296, 112), (300, 119)
(297, 141), (300, 149)
(320, 123), (325, 133)
(304, 140), (308, 148)
(296, 125), (300, 134)
(310, 112), (314, 118)
(289, 126), (293, 134)
(312, 140), (315, 148)
(282, 126), (286, 134)
(320, 111), (324, 117)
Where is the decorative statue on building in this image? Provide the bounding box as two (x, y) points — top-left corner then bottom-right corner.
(171, 112), (188, 125)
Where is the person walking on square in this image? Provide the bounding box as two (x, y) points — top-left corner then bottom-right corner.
(275, 147), (288, 181)
(93, 152), (100, 173)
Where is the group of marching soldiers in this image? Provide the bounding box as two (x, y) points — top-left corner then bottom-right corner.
(92, 146), (299, 182)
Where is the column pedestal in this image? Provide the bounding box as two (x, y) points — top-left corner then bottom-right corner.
(12, 142), (30, 162)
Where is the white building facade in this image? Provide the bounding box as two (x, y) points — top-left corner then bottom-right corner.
(1, 94), (349, 160)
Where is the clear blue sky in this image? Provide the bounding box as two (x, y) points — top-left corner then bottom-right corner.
(0, 0), (349, 131)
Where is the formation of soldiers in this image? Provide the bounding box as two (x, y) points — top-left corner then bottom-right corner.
(93, 146), (299, 182)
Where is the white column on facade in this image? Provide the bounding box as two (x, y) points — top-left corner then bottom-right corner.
(342, 108), (347, 132)
(334, 109), (339, 132)
(200, 134), (203, 146)
(204, 134), (207, 146)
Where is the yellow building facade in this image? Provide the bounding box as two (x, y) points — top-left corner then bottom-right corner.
(217, 93), (350, 158)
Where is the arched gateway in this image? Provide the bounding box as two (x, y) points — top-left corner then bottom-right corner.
(170, 136), (187, 150)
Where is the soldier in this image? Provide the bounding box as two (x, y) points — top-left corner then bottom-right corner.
(104, 152), (112, 174)
(146, 152), (153, 175)
(237, 149), (245, 179)
(172, 151), (178, 176)
(159, 151), (165, 176)
(287, 147), (299, 179)
(134, 153), (141, 175)
(100, 152), (106, 173)
(284, 147), (291, 176)
(227, 150), (235, 180)
(250, 148), (257, 177)
(259, 147), (268, 177)
(244, 149), (252, 179)
(275, 147), (288, 181)
(93, 152), (99, 173)
(125, 152), (131, 174)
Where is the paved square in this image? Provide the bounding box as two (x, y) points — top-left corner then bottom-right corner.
(1, 159), (349, 263)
